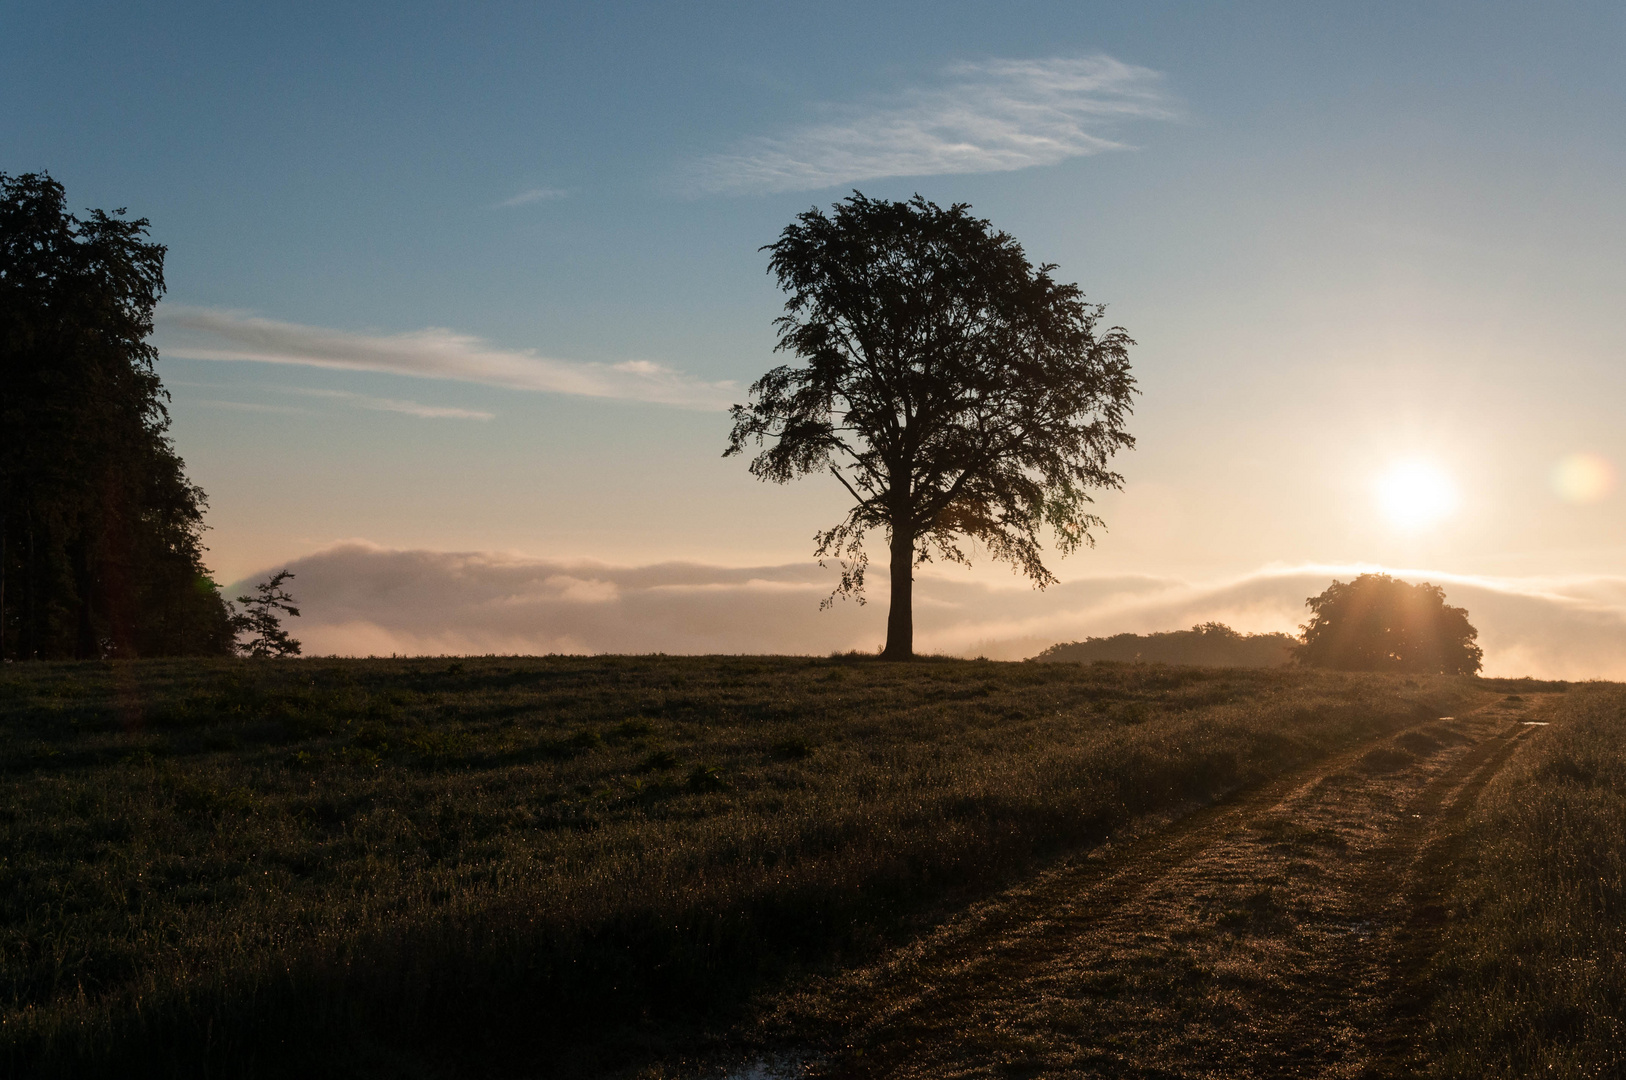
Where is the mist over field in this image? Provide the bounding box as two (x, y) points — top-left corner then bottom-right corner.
(246, 542), (1626, 680)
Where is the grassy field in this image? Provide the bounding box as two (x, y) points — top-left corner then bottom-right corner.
(1425, 682), (1626, 1078)
(0, 656), (1475, 1077)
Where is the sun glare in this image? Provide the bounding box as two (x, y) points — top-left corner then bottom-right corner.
(1552, 452), (1614, 504)
(1376, 460), (1458, 531)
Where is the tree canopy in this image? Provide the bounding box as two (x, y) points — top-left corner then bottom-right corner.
(1297, 573), (1483, 675)
(0, 172), (235, 658)
(725, 193), (1136, 659)
(232, 570), (302, 658)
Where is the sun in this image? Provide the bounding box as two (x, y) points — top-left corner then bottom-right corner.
(1376, 460), (1458, 531)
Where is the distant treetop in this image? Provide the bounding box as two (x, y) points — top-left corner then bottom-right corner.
(1297, 573), (1482, 675)
(1033, 623), (1296, 668)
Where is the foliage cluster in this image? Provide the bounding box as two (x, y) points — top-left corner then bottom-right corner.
(0, 656), (1468, 1077)
(1299, 573), (1483, 674)
(230, 569), (302, 657)
(1426, 684), (1626, 1077)
(0, 173), (234, 659)
(1034, 622), (1297, 668)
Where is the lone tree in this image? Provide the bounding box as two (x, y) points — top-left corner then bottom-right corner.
(231, 570), (302, 658)
(725, 193), (1136, 659)
(1298, 573), (1482, 674)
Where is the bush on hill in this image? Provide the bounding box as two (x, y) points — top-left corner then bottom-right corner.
(1299, 573), (1482, 675)
(1032, 622), (1297, 668)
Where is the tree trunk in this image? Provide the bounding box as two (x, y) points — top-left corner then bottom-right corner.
(25, 518), (36, 660)
(74, 541), (97, 660)
(1, 499), (7, 662)
(882, 527), (914, 660)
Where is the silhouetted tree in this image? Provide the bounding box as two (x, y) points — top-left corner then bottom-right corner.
(232, 570), (302, 658)
(0, 171), (235, 658)
(1298, 573), (1482, 674)
(726, 193), (1136, 659)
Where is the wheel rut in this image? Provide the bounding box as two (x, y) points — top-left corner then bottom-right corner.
(748, 692), (1553, 1079)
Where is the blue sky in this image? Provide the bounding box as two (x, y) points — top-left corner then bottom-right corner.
(6, 2), (1626, 664)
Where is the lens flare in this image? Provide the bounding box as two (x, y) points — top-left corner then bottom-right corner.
(1376, 460), (1458, 531)
(1552, 453), (1614, 503)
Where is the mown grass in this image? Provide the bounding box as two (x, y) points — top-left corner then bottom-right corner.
(0, 656), (1471, 1078)
(1426, 683), (1626, 1077)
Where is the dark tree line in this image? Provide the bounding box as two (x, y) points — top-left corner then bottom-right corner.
(1, 172), (237, 658)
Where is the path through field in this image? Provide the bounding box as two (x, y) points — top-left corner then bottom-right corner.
(734, 691), (1550, 1079)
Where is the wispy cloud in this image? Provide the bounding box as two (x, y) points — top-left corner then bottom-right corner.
(684, 55), (1177, 195)
(192, 399), (312, 415)
(282, 387), (494, 421)
(156, 307), (737, 410)
(496, 187), (569, 208)
(241, 543), (1626, 680)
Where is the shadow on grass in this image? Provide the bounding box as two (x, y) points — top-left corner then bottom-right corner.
(0, 657), (1478, 1078)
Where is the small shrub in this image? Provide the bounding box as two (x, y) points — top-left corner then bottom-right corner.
(338, 746), (382, 769)
(773, 735), (815, 760)
(405, 729), (473, 765)
(615, 716), (656, 740)
(565, 728), (603, 750)
(639, 745), (680, 772)
(686, 763), (728, 792)
(281, 709), (336, 740)
(350, 722), (391, 751)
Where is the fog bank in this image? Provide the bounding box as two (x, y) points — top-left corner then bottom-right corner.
(239, 542), (1626, 680)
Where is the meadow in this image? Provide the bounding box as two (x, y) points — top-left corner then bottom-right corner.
(1425, 682), (1626, 1078)
(0, 656), (1479, 1077)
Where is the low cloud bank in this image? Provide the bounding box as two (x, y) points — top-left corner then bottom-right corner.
(243, 543), (1626, 680)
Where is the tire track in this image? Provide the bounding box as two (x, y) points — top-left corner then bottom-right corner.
(1356, 722), (1539, 1078)
(748, 694), (1552, 1078)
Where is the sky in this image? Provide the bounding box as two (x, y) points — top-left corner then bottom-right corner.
(5, 2), (1625, 672)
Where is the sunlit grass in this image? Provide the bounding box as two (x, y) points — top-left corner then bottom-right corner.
(1426, 684), (1626, 1077)
(0, 656), (1473, 1077)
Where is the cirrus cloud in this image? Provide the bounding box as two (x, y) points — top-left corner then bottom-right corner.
(280, 386), (494, 420)
(496, 187), (569, 208)
(156, 307), (737, 410)
(683, 55), (1178, 195)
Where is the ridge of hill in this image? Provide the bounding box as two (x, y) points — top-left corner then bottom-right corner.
(1033, 621), (1298, 667)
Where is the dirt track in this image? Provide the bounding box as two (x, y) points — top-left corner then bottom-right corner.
(743, 692), (1549, 1079)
